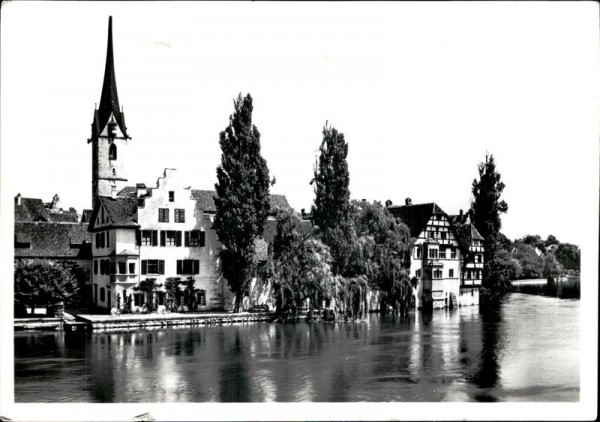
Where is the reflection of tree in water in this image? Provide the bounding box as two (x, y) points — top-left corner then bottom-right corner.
(218, 329), (250, 402)
(468, 305), (503, 401)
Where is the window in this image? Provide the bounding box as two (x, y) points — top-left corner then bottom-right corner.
(169, 191), (175, 202)
(134, 293), (144, 307)
(186, 230), (205, 247)
(416, 269), (421, 278)
(129, 263), (135, 274)
(109, 143), (117, 160)
(476, 270), (481, 279)
(162, 230), (182, 246)
(159, 208), (169, 222)
(94, 260), (98, 275)
(142, 230), (158, 246)
(436, 215), (441, 221)
(433, 269), (442, 279)
(467, 270), (472, 279)
(197, 290), (206, 306)
(415, 245), (422, 259)
(428, 231), (435, 239)
(138, 198), (145, 208)
(476, 254), (482, 263)
(110, 261), (116, 275)
(449, 269), (454, 278)
(95, 233), (100, 247)
(142, 260), (165, 275)
(93, 284), (98, 302)
(439, 248), (446, 259)
(451, 248), (457, 259)
(100, 287), (106, 302)
(142, 230), (153, 246)
(106, 231), (110, 247)
(441, 232), (447, 240)
(174, 209), (185, 223)
(118, 262), (126, 275)
(428, 249), (438, 259)
(177, 259), (200, 275)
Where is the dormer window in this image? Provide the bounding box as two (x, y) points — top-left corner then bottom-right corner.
(109, 143), (117, 160)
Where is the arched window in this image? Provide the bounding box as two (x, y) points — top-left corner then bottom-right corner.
(109, 143), (117, 160)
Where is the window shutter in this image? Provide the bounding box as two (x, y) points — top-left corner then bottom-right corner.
(177, 260), (182, 275)
(106, 231), (110, 246)
(160, 231), (166, 247)
(200, 231), (206, 247)
(185, 231), (190, 247)
(176, 231), (182, 247)
(180, 209), (185, 223)
(193, 260), (200, 274)
(159, 260), (165, 275)
(136, 230), (141, 246)
(152, 230), (158, 246)
(110, 261), (116, 275)
(142, 260), (147, 275)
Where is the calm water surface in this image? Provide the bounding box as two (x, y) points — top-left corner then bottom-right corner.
(14, 293), (579, 402)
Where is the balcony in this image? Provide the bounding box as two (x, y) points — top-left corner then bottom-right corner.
(110, 274), (139, 286)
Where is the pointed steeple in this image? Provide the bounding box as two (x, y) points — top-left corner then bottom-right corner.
(90, 16), (130, 141)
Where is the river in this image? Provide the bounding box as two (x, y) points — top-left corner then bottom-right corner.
(14, 293), (579, 402)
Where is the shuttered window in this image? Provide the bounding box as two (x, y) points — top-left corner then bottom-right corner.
(177, 259), (200, 275)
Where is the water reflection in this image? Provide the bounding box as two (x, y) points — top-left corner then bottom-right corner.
(15, 293), (579, 402)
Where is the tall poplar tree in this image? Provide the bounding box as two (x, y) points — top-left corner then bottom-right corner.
(471, 153), (509, 295)
(214, 93), (270, 312)
(311, 123), (355, 276)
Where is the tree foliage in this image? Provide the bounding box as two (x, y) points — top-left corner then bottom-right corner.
(214, 93), (271, 312)
(554, 243), (580, 271)
(311, 123), (354, 276)
(471, 153), (509, 296)
(349, 200), (413, 313)
(14, 259), (84, 315)
(271, 208), (334, 317)
(512, 242), (544, 279)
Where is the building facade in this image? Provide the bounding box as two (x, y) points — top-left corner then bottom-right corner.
(388, 199), (478, 310)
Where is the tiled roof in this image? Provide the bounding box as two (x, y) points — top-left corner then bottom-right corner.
(117, 186), (137, 198)
(81, 209), (93, 223)
(98, 196), (138, 226)
(15, 198), (50, 222)
(387, 203), (447, 238)
(14, 222), (92, 259)
(190, 190), (291, 213)
(48, 212), (79, 223)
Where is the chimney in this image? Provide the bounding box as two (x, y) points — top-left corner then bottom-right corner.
(361, 199), (366, 202)
(405, 197), (412, 206)
(15, 193), (22, 206)
(459, 209), (463, 220)
(301, 208), (305, 217)
(51, 194), (60, 211)
(385, 199), (392, 207)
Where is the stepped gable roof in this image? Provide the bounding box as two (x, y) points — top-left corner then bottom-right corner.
(190, 190), (291, 214)
(90, 17), (129, 141)
(14, 222), (92, 259)
(98, 196), (138, 226)
(387, 202), (447, 238)
(15, 198), (50, 222)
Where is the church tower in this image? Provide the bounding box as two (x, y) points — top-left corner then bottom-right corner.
(88, 16), (131, 210)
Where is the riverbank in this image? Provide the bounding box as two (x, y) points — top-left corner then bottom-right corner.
(511, 277), (580, 299)
(72, 311), (275, 332)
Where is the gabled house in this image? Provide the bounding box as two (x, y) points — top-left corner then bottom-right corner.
(449, 210), (484, 306)
(388, 198), (462, 309)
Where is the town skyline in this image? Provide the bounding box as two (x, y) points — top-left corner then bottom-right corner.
(2, 2), (598, 248)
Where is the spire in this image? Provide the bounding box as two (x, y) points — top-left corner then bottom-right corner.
(91, 16), (129, 141)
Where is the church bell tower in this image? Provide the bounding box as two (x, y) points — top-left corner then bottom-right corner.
(88, 16), (131, 209)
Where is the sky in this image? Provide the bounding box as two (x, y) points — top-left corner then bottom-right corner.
(1, 1), (599, 248)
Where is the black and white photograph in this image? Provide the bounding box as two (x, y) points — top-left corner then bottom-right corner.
(1, 1), (598, 421)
